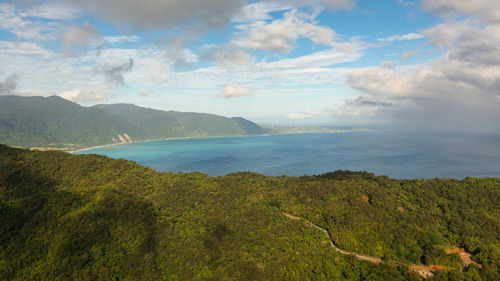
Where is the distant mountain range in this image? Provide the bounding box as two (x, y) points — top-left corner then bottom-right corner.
(0, 95), (266, 149)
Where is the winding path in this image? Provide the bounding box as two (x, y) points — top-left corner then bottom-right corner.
(283, 212), (439, 278)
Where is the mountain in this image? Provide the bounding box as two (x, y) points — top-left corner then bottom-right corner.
(93, 103), (266, 140)
(1, 145), (499, 280)
(0, 95), (265, 149)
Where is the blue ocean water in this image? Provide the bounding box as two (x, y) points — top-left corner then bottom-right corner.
(74, 131), (500, 179)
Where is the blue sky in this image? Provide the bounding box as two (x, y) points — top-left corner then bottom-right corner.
(1, 0), (499, 132)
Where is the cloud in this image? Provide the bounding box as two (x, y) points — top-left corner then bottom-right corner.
(235, 9), (337, 53)
(96, 58), (134, 86)
(345, 97), (393, 107)
(322, 0), (356, 10)
(400, 50), (416, 60)
(423, 22), (500, 66)
(0, 40), (52, 56)
(200, 44), (253, 65)
(0, 3), (59, 41)
(342, 20), (500, 133)
(260, 47), (361, 69)
(422, 21), (477, 48)
(11, 84), (112, 103)
(221, 84), (254, 98)
(103, 35), (139, 44)
(57, 84), (112, 102)
(62, 25), (101, 54)
(422, 0), (500, 24)
(377, 33), (424, 42)
(63, 25), (100, 45)
(138, 89), (151, 97)
(61, 0), (244, 30)
(163, 38), (199, 69)
(276, 0), (356, 11)
(346, 67), (412, 97)
(234, 1), (292, 23)
(19, 2), (79, 20)
(286, 110), (316, 119)
(0, 75), (18, 95)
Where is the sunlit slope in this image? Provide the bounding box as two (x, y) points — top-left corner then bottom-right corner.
(0, 95), (265, 149)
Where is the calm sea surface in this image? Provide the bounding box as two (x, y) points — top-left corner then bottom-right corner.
(74, 131), (500, 179)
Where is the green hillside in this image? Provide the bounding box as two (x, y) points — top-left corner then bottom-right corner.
(1, 145), (498, 280)
(94, 103), (266, 139)
(0, 96), (266, 150)
(0, 95), (138, 149)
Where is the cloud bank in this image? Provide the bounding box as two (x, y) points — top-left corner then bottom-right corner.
(62, 0), (245, 29)
(343, 21), (500, 132)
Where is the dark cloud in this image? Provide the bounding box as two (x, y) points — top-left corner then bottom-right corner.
(277, 0), (356, 10)
(163, 38), (198, 70)
(0, 75), (18, 95)
(422, 0), (500, 24)
(200, 44), (252, 65)
(346, 97), (393, 107)
(61, 0), (244, 30)
(96, 58), (134, 87)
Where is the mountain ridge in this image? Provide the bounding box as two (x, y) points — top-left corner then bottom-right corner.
(0, 95), (266, 150)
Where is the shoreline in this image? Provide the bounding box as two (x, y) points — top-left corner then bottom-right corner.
(70, 129), (375, 153)
(70, 135), (236, 153)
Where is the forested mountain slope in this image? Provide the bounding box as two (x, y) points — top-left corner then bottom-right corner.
(0, 95), (265, 150)
(0, 145), (498, 280)
(94, 103), (266, 140)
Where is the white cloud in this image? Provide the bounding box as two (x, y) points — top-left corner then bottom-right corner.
(234, 1), (292, 23)
(378, 33), (424, 42)
(19, 2), (79, 20)
(235, 9), (337, 53)
(12, 84), (112, 103)
(346, 67), (412, 97)
(260, 47), (361, 69)
(422, 21), (477, 48)
(0, 3), (59, 41)
(286, 110), (316, 119)
(58, 84), (112, 102)
(221, 84), (254, 98)
(0, 41), (53, 56)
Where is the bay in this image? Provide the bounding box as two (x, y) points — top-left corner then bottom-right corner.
(74, 131), (500, 179)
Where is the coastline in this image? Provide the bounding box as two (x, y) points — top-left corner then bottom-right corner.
(70, 129), (375, 153)
(70, 135), (233, 153)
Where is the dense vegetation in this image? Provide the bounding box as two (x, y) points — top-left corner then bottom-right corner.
(1, 145), (499, 280)
(0, 95), (265, 149)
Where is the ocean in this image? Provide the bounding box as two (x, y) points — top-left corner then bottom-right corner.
(74, 131), (500, 179)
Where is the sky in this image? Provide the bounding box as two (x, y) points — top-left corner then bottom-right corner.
(0, 0), (499, 133)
